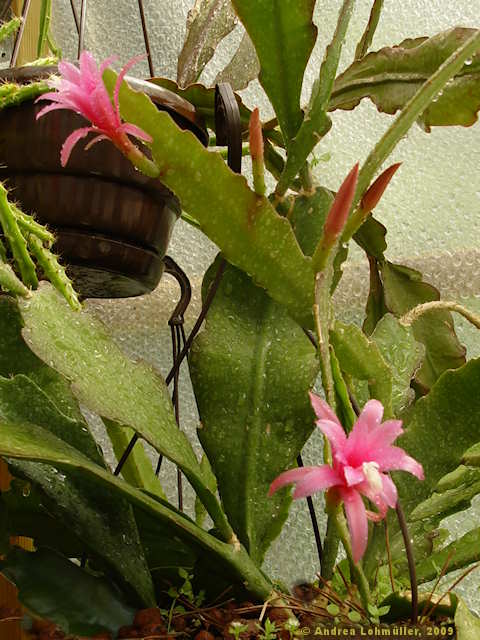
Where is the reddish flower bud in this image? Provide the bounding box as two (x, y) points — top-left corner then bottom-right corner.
(249, 107), (266, 196)
(323, 163), (359, 246)
(249, 107), (264, 162)
(361, 162), (401, 213)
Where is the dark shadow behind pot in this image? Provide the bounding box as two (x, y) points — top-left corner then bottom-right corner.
(0, 66), (208, 298)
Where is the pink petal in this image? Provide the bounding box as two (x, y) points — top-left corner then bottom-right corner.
(35, 102), (72, 119)
(79, 50), (101, 92)
(114, 54), (146, 119)
(317, 419), (348, 459)
(374, 446), (424, 479)
(90, 83), (118, 131)
(35, 90), (68, 104)
(369, 420), (403, 448)
(122, 122), (152, 143)
(58, 60), (82, 84)
(357, 399), (384, 432)
(344, 400), (385, 464)
(340, 488), (368, 563)
(380, 474), (398, 507)
(309, 392), (341, 424)
(60, 126), (96, 166)
(293, 466), (342, 499)
(99, 55), (118, 75)
(84, 133), (109, 151)
(269, 465), (341, 497)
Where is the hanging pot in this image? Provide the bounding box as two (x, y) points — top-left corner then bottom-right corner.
(0, 66), (208, 298)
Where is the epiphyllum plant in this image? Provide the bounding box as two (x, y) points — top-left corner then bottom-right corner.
(270, 394), (424, 564)
(1, 3), (480, 637)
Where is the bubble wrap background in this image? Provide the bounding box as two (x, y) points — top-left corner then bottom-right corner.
(48, 0), (480, 608)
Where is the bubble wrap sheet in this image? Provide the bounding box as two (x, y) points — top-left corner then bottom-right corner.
(51, 0), (480, 608)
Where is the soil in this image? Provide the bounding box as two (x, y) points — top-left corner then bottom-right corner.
(5, 584), (455, 639)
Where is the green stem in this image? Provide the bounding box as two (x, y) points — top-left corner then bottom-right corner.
(314, 267), (341, 579)
(330, 501), (371, 608)
(13, 206), (55, 245)
(321, 514), (340, 579)
(0, 82), (50, 110)
(400, 300), (480, 330)
(0, 17), (21, 44)
(354, 0), (384, 60)
(314, 271), (336, 416)
(27, 235), (81, 311)
(125, 145), (161, 179)
(342, 29), (480, 243)
(275, 0), (355, 197)
(0, 184), (38, 288)
(300, 165), (314, 193)
(252, 155), (266, 197)
(37, 0), (52, 57)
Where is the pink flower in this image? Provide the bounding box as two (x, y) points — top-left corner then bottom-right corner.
(36, 51), (152, 167)
(269, 393), (424, 563)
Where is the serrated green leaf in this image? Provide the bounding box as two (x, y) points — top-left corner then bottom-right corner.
(0, 419), (273, 600)
(370, 314), (424, 414)
(276, 0), (354, 193)
(410, 470), (480, 522)
(105, 72), (315, 327)
(381, 261), (466, 392)
(0, 547), (135, 636)
(289, 187), (334, 256)
(18, 283), (229, 534)
(455, 597), (480, 640)
(177, 0), (237, 87)
(397, 359), (480, 520)
(190, 262), (318, 563)
(232, 0), (317, 143)
(354, 216), (387, 260)
(330, 321), (393, 417)
(215, 31), (260, 91)
(0, 374), (155, 606)
(415, 528), (480, 584)
(0, 374), (102, 465)
(331, 28), (480, 131)
(289, 187), (347, 292)
(104, 419), (166, 500)
(0, 295), (84, 422)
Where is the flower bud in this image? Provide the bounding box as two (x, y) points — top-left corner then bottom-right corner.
(361, 162), (401, 213)
(323, 163), (359, 247)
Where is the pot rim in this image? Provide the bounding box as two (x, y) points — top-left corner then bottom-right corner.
(0, 64), (209, 146)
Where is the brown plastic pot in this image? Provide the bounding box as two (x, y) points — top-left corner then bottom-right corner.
(0, 66), (208, 298)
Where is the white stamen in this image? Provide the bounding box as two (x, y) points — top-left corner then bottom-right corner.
(362, 461), (383, 493)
